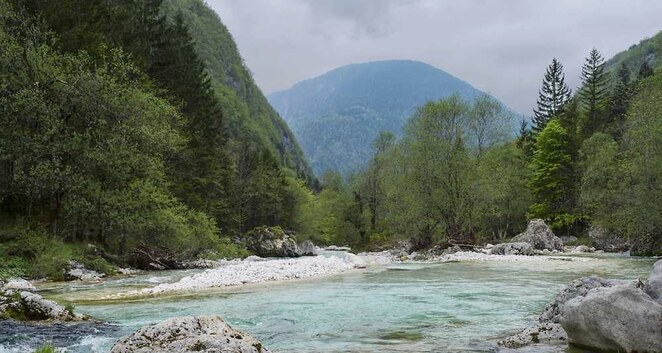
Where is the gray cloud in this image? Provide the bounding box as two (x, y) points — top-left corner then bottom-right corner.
(210, 0), (662, 115)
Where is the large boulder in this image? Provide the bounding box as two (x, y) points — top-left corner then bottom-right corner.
(538, 276), (627, 323)
(560, 284), (662, 353)
(511, 219), (563, 252)
(110, 315), (271, 353)
(489, 242), (534, 256)
(588, 226), (629, 252)
(501, 261), (662, 352)
(0, 291), (76, 321)
(645, 259), (662, 304)
(243, 226), (301, 258)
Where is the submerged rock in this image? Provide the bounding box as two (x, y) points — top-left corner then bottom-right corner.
(110, 315), (271, 353)
(244, 226), (301, 258)
(498, 322), (566, 348)
(511, 219), (563, 252)
(489, 242), (534, 256)
(560, 284), (662, 353)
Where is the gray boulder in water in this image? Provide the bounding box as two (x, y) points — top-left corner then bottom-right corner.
(500, 262), (662, 351)
(243, 226), (301, 258)
(489, 242), (534, 256)
(110, 315), (271, 353)
(560, 284), (662, 353)
(511, 219), (563, 252)
(538, 276), (627, 323)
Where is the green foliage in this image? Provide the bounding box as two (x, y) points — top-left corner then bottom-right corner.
(528, 120), (578, 230)
(476, 143), (531, 240)
(0, 0), (322, 273)
(619, 73), (662, 254)
(33, 343), (59, 353)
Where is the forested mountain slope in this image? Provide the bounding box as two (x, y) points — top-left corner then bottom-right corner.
(161, 0), (314, 184)
(606, 30), (662, 75)
(0, 0), (316, 278)
(268, 60), (512, 175)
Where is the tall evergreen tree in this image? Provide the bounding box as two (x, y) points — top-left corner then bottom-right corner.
(578, 48), (609, 137)
(609, 63), (633, 139)
(533, 59), (571, 133)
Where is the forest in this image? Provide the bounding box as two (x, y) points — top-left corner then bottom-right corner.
(0, 0), (660, 281)
(298, 51), (662, 257)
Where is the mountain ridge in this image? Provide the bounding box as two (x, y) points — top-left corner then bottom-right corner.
(268, 59), (512, 175)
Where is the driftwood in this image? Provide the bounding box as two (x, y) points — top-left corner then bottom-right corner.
(130, 244), (181, 270)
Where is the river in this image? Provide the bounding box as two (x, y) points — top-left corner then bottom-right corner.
(0, 253), (656, 353)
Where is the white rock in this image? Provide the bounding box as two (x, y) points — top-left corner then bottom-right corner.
(243, 255), (266, 262)
(115, 255), (356, 297)
(343, 253), (367, 268)
(3, 278), (36, 292)
(117, 268), (140, 275)
(110, 315), (271, 353)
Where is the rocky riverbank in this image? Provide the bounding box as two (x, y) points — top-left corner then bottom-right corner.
(500, 259), (662, 352)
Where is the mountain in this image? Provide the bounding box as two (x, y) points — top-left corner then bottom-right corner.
(268, 60), (508, 176)
(162, 0), (315, 184)
(606, 30), (662, 75)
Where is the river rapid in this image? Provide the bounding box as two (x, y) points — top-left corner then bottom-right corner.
(0, 253), (656, 353)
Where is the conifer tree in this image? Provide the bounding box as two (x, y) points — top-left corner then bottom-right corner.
(516, 119), (535, 159)
(609, 63), (633, 139)
(533, 59), (571, 133)
(578, 48), (609, 137)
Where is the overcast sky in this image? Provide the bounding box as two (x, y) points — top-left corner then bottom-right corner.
(209, 0), (661, 115)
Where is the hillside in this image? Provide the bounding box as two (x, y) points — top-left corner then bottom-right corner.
(162, 0), (314, 184)
(268, 60), (510, 175)
(606, 30), (662, 75)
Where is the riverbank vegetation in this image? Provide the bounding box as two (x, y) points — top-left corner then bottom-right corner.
(299, 49), (662, 256)
(1, 0), (661, 280)
(0, 0), (306, 277)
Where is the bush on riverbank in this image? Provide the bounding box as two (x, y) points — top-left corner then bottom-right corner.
(33, 343), (59, 353)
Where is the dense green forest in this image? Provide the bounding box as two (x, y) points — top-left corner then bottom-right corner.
(0, 0), (660, 280)
(299, 49), (662, 256)
(268, 60), (506, 175)
(0, 0), (315, 278)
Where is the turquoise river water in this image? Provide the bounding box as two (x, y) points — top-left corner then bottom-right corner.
(0, 253), (657, 353)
